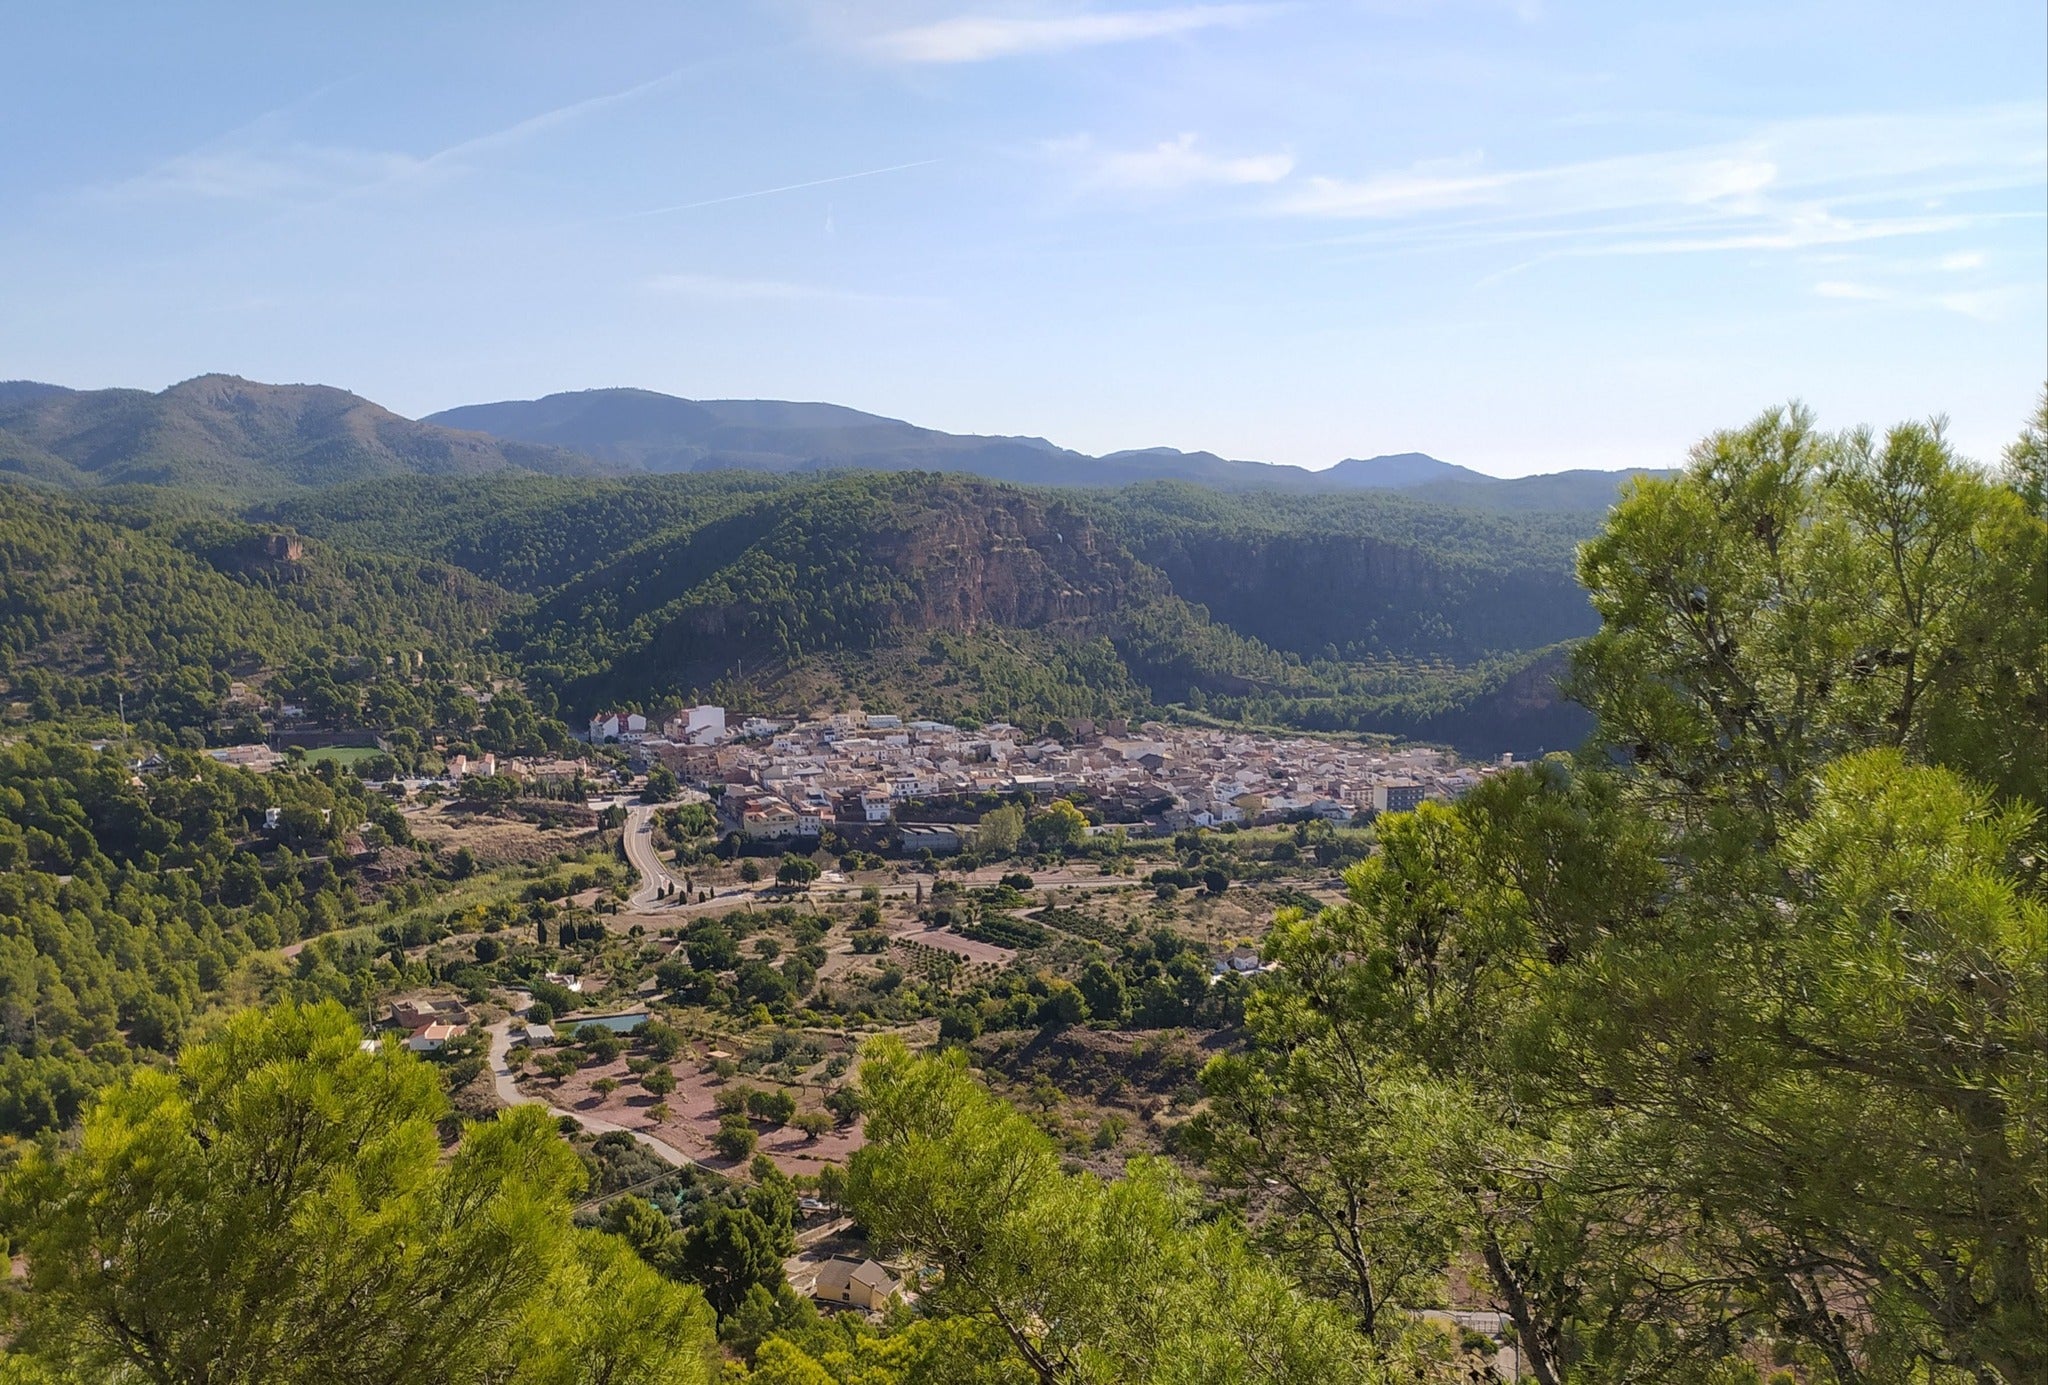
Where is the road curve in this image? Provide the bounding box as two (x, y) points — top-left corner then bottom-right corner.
(484, 1018), (700, 1169)
(621, 804), (681, 910)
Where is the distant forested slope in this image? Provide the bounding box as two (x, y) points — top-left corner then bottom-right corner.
(3, 375), (1656, 505)
(0, 484), (517, 735)
(1090, 482), (1599, 663)
(263, 470), (1596, 752)
(424, 384), (1661, 502)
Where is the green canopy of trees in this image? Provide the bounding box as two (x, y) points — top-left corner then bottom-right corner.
(841, 1037), (1415, 1383)
(0, 1000), (717, 1385)
(1189, 400), (2048, 1383)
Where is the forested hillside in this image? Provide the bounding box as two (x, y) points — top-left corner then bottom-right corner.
(0, 373), (1635, 752)
(2, 467), (1595, 752)
(260, 469), (1599, 751)
(1093, 482), (1597, 662)
(0, 484), (521, 740)
(0, 739), (417, 1135)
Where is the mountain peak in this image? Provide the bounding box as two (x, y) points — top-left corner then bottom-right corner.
(0, 380), (78, 408)
(1321, 452), (1492, 488)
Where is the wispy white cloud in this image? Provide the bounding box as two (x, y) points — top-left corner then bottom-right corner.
(1278, 156), (1508, 218)
(1811, 276), (2040, 322)
(645, 272), (915, 305)
(1055, 132), (1293, 191)
(420, 67), (691, 169)
(1933, 286), (2028, 320)
(1596, 210), (1978, 256)
(1274, 104), (2045, 264)
(872, 4), (1269, 63)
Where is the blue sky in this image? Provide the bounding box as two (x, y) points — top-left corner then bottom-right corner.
(3, 2), (2042, 475)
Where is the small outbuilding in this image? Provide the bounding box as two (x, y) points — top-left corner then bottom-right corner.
(811, 1257), (899, 1311)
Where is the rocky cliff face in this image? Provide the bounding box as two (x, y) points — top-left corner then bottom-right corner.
(885, 489), (1155, 633)
(525, 477), (1166, 676)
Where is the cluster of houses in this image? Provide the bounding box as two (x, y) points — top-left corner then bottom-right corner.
(590, 704), (727, 746)
(607, 708), (1503, 850)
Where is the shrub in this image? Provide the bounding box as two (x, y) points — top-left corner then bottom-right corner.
(825, 1087), (862, 1124)
(638, 1020), (684, 1061)
(714, 1114), (757, 1161)
(746, 1088), (798, 1126)
(1093, 1115), (1128, 1150)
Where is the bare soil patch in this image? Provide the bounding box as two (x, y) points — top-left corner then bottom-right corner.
(517, 1039), (867, 1177)
(406, 803), (594, 868)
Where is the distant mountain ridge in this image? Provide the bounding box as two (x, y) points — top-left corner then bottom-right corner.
(1323, 452), (1492, 486)
(428, 386), (1642, 503)
(0, 375), (607, 492)
(1, 375), (1661, 508)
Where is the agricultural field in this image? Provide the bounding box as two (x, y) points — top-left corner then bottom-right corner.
(379, 809), (1369, 1196)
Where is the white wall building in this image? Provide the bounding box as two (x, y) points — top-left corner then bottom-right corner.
(590, 711), (648, 742)
(683, 704), (726, 744)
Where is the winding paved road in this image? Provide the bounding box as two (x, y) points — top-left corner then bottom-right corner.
(622, 804), (682, 910)
(484, 1017), (700, 1169)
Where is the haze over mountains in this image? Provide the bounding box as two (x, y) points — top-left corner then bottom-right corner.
(0, 375), (1655, 507)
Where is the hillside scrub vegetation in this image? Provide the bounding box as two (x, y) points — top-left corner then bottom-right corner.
(0, 739), (424, 1137)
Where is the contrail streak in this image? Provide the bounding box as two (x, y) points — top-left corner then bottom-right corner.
(619, 159), (941, 219)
